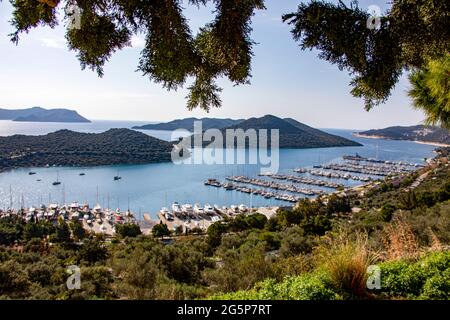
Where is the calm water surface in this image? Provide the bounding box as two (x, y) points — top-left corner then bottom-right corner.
(0, 121), (436, 218)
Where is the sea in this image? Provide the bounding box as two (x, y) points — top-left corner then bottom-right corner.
(0, 120), (436, 219)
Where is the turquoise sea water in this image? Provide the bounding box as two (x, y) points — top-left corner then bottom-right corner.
(0, 121), (436, 218)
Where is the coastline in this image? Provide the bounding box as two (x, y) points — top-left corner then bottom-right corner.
(353, 133), (450, 147)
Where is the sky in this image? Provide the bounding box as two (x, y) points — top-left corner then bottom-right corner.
(0, 0), (427, 130)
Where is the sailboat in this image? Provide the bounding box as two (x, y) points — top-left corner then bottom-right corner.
(114, 169), (122, 181)
(52, 171), (61, 186)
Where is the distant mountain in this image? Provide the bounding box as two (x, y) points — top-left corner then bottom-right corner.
(0, 129), (174, 171)
(133, 117), (244, 131)
(0, 107), (90, 123)
(357, 125), (450, 146)
(182, 115), (362, 149)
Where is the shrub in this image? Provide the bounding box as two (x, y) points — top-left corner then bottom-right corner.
(380, 204), (395, 222)
(420, 269), (450, 300)
(379, 251), (450, 298)
(115, 223), (142, 238)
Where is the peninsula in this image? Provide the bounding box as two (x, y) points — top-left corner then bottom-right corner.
(0, 129), (173, 172)
(0, 107), (91, 123)
(356, 125), (450, 146)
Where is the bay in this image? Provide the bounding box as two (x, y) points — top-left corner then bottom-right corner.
(0, 121), (436, 219)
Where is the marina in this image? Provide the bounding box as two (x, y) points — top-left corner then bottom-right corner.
(0, 202), (138, 237)
(0, 128), (436, 217)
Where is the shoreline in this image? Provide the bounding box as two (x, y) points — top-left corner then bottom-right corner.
(353, 133), (450, 147)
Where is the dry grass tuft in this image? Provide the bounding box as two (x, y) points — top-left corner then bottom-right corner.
(382, 217), (420, 261)
(314, 232), (376, 298)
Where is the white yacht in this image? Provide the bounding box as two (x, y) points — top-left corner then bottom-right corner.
(182, 204), (194, 215)
(239, 204), (249, 212)
(204, 204), (215, 215)
(194, 203), (204, 215)
(160, 207), (173, 221)
(172, 202), (182, 215)
(69, 202), (79, 211)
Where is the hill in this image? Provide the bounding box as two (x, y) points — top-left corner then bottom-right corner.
(0, 107), (90, 123)
(185, 115), (362, 148)
(0, 129), (173, 171)
(133, 117), (243, 131)
(357, 125), (450, 146)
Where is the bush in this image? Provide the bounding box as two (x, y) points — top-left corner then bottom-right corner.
(379, 251), (450, 298)
(115, 223), (142, 238)
(420, 269), (450, 300)
(210, 273), (340, 300)
(380, 204), (395, 222)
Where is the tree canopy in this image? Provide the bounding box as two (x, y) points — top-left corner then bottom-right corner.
(9, 0), (265, 111)
(283, 0), (449, 126)
(6, 0), (450, 126)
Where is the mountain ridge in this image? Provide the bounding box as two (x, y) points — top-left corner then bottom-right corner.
(0, 107), (90, 123)
(133, 117), (244, 131)
(180, 115), (362, 149)
(357, 125), (450, 146)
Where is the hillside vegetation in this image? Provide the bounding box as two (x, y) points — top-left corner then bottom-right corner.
(0, 151), (448, 300)
(358, 125), (450, 145)
(0, 129), (174, 171)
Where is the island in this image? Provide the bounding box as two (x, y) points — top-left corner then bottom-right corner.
(0, 107), (91, 123)
(0, 129), (174, 172)
(181, 115), (362, 148)
(133, 117), (244, 131)
(356, 125), (450, 147)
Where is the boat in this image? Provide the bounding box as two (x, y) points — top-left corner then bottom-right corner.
(204, 204), (215, 215)
(172, 202), (182, 215)
(165, 212), (174, 221)
(230, 205), (239, 213)
(29, 172), (37, 175)
(194, 203), (204, 215)
(79, 173), (86, 176)
(52, 171), (61, 186)
(114, 169), (122, 181)
(181, 204), (194, 216)
(238, 204), (248, 212)
(224, 183), (234, 190)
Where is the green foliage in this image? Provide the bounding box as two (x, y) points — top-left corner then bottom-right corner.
(49, 220), (72, 244)
(211, 272), (340, 300)
(326, 195), (351, 214)
(380, 204), (395, 222)
(77, 239), (108, 264)
(0, 217), (23, 245)
(9, 0), (265, 111)
(283, 0), (449, 114)
(115, 223), (142, 238)
(379, 251), (450, 299)
(0, 129), (173, 171)
(23, 220), (55, 242)
(70, 221), (86, 241)
(152, 223), (171, 239)
(409, 55), (450, 128)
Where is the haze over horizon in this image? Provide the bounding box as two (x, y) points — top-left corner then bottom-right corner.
(0, 0), (427, 130)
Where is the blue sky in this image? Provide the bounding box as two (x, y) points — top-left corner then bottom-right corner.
(0, 0), (426, 130)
